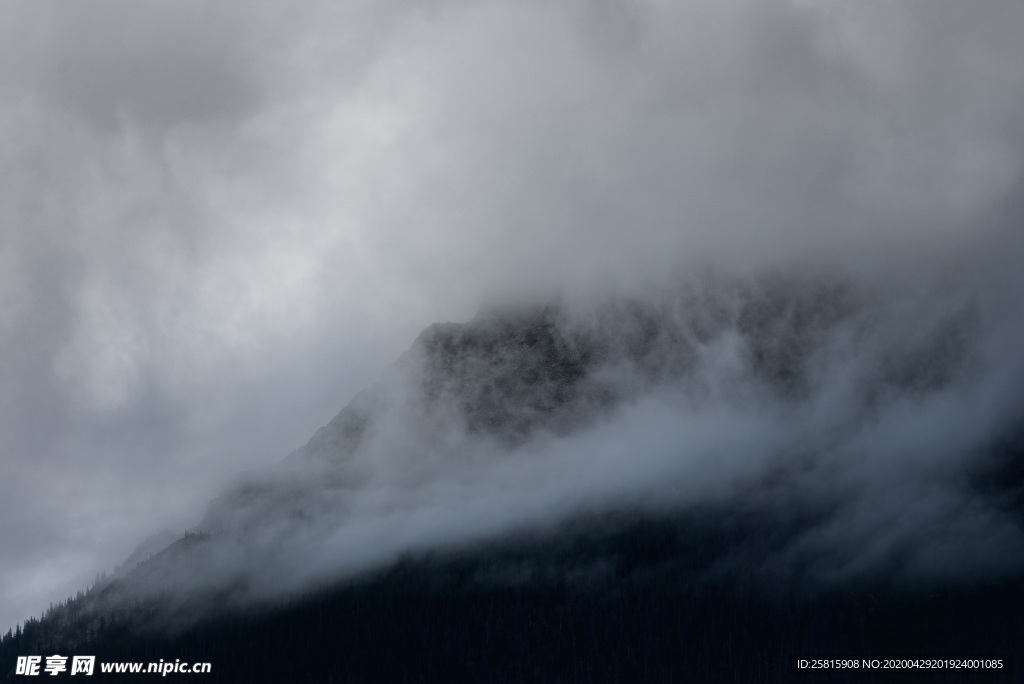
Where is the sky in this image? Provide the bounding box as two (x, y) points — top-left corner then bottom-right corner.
(2, 0), (1024, 633)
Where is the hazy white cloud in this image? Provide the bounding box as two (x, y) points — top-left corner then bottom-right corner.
(1, 0), (1023, 631)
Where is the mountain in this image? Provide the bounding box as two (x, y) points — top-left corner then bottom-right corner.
(3, 270), (1023, 681)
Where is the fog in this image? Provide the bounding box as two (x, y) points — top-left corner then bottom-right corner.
(123, 261), (1012, 610)
(2, 0), (1023, 632)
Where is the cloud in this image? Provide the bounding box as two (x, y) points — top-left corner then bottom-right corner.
(1, 0), (1023, 631)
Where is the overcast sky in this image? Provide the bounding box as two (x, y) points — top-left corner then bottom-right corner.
(2, 0), (1023, 632)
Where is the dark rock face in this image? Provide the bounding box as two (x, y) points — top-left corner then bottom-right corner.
(736, 276), (860, 400)
(294, 273), (877, 458)
(416, 308), (598, 443)
(297, 387), (377, 461)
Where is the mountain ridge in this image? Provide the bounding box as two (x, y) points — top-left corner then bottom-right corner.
(3, 268), (1022, 680)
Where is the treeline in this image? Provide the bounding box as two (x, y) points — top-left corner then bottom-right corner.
(3, 513), (1023, 682)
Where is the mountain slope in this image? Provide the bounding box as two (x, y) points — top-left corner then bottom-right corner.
(3, 269), (1023, 681)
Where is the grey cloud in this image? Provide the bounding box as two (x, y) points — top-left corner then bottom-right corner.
(2, 0), (1023, 632)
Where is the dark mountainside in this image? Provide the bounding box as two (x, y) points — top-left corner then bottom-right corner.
(3, 272), (1023, 682)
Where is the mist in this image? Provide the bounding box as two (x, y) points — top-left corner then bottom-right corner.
(83, 256), (1024, 623)
(2, 0), (1023, 632)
